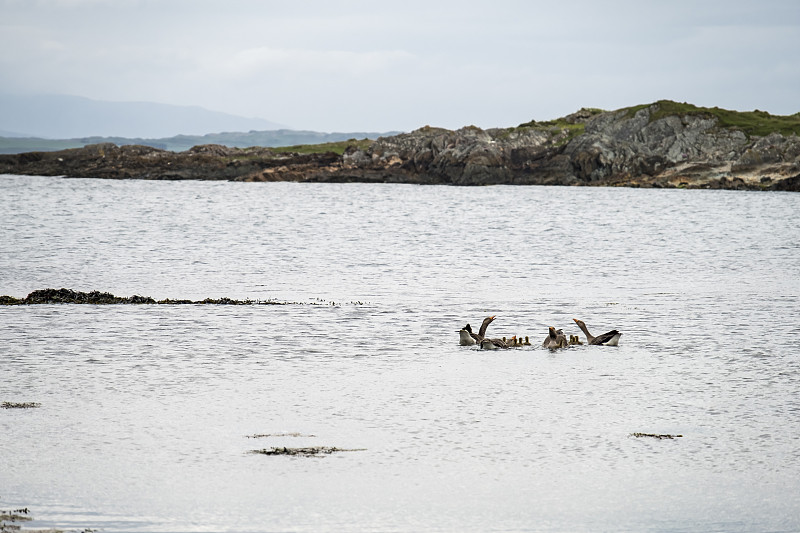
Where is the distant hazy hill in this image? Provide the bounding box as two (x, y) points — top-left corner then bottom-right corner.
(0, 93), (287, 139)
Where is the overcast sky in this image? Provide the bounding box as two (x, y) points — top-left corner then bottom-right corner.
(1, 0), (798, 132)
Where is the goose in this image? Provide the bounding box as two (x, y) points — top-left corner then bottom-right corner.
(476, 315), (496, 340)
(480, 337), (509, 350)
(568, 335), (583, 345)
(458, 327), (477, 346)
(542, 327), (568, 349)
(572, 318), (621, 346)
(458, 315), (496, 345)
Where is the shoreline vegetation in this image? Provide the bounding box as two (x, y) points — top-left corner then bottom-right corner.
(0, 288), (366, 306)
(0, 100), (798, 191)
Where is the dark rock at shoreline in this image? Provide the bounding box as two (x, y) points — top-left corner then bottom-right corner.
(2, 101), (798, 191)
(0, 142), (341, 181)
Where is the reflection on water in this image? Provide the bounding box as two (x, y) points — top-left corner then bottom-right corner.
(1, 175), (799, 532)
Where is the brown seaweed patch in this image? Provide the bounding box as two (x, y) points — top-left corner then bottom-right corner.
(249, 446), (365, 456)
(631, 432), (683, 439)
(1, 288), (369, 306)
(0, 508), (32, 523)
(0, 507), (89, 533)
(246, 432), (317, 438)
(22, 288), (155, 304)
(1, 402), (41, 409)
(0, 508), (32, 533)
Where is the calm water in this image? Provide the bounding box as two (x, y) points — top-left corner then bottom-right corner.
(1, 175), (799, 532)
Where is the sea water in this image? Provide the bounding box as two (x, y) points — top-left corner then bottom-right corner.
(1, 175), (799, 532)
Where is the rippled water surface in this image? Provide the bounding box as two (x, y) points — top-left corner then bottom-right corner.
(1, 175), (799, 532)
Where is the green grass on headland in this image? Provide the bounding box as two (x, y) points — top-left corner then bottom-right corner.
(504, 120), (587, 145)
(516, 108), (605, 131)
(270, 138), (374, 155)
(624, 100), (800, 137)
(503, 108), (605, 144)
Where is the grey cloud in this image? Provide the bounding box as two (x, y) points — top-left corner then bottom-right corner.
(0, 0), (797, 132)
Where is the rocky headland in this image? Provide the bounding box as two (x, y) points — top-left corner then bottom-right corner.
(2, 101), (798, 191)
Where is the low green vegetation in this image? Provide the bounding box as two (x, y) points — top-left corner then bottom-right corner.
(510, 120), (587, 145)
(516, 109), (604, 131)
(270, 138), (373, 155)
(624, 100), (800, 137)
(516, 119), (583, 131)
(500, 109), (604, 144)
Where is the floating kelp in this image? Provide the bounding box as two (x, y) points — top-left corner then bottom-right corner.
(0, 507), (85, 533)
(0, 508), (33, 533)
(246, 432), (317, 438)
(0, 507), (32, 523)
(0, 507), (99, 533)
(1, 288), (156, 305)
(1, 288), (369, 306)
(249, 446), (364, 456)
(631, 433), (683, 439)
(1, 402), (41, 409)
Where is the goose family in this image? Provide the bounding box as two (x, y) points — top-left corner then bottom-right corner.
(459, 315), (621, 349)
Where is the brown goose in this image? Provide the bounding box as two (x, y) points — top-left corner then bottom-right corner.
(542, 327), (568, 349)
(458, 326), (477, 346)
(572, 318), (621, 346)
(480, 337), (510, 350)
(458, 315), (496, 346)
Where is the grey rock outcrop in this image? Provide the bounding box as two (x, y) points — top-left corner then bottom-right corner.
(333, 126), (514, 185)
(324, 122), (579, 186)
(323, 103), (799, 190)
(560, 105), (793, 188)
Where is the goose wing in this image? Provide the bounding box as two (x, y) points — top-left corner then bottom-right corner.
(590, 330), (621, 346)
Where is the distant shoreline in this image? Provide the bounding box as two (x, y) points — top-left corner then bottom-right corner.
(0, 129), (397, 155)
(2, 101), (798, 191)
